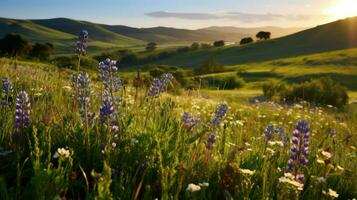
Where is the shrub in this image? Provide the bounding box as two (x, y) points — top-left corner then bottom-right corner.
(204, 75), (245, 89)
(53, 56), (98, 70)
(213, 40), (225, 47)
(262, 78), (348, 107)
(194, 57), (226, 75)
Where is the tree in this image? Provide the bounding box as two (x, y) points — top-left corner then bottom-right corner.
(213, 40), (225, 47)
(0, 34), (31, 58)
(240, 37), (254, 45)
(146, 42), (157, 52)
(194, 57), (224, 75)
(190, 42), (199, 50)
(200, 43), (212, 49)
(29, 43), (54, 61)
(256, 31), (271, 40)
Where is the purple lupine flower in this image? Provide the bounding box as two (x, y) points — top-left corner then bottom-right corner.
(1, 77), (13, 108)
(159, 73), (174, 92)
(99, 91), (116, 125)
(264, 124), (275, 141)
(182, 112), (200, 130)
(75, 30), (89, 56)
(206, 133), (217, 150)
(286, 119), (310, 181)
(147, 73), (174, 98)
(211, 103), (228, 127)
(147, 78), (162, 98)
(98, 58), (121, 93)
(14, 91), (30, 129)
(77, 72), (93, 124)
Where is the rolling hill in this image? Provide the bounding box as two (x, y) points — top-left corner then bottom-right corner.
(145, 16), (357, 67)
(0, 17), (305, 54)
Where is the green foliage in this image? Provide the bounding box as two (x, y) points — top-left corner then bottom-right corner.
(240, 37), (254, 45)
(203, 74), (245, 89)
(146, 42), (157, 52)
(53, 55), (98, 70)
(29, 43), (54, 61)
(262, 78), (349, 107)
(194, 57), (226, 75)
(256, 31), (271, 40)
(213, 40), (225, 47)
(0, 34), (31, 57)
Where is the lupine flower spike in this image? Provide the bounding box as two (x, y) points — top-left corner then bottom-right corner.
(12, 91), (30, 143)
(98, 58), (121, 93)
(100, 91), (118, 131)
(14, 91), (30, 129)
(75, 30), (88, 56)
(206, 133), (217, 150)
(211, 103), (228, 127)
(264, 124), (275, 141)
(1, 77), (13, 108)
(286, 119), (310, 181)
(182, 112), (200, 130)
(77, 72), (94, 124)
(147, 73), (174, 98)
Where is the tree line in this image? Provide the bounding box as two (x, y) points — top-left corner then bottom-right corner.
(0, 33), (54, 61)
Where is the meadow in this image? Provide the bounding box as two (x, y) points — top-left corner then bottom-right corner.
(0, 47), (356, 200)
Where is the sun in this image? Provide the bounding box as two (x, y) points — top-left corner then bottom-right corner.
(327, 0), (357, 19)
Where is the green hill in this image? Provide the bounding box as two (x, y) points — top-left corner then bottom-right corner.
(0, 17), (305, 54)
(146, 17), (357, 67)
(0, 17), (144, 54)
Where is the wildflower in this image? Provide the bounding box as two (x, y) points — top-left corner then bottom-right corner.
(75, 30), (88, 55)
(278, 176), (304, 190)
(211, 103), (228, 127)
(147, 78), (161, 98)
(53, 148), (71, 158)
(1, 77), (13, 108)
(14, 91), (30, 129)
(100, 91), (114, 123)
(159, 73), (174, 91)
(182, 112), (200, 130)
(147, 73), (174, 98)
(286, 120), (310, 181)
(77, 72), (94, 124)
(239, 168), (255, 175)
(327, 188), (339, 198)
(111, 142), (117, 148)
(186, 183), (201, 192)
(205, 133), (217, 150)
(199, 182), (209, 187)
(264, 124), (275, 141)
(98, 58), (121, 93)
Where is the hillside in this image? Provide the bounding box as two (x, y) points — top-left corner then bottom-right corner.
(145, 16), (357, 67)
(0, 17), (144, 54)
(0, 17), (304, 54)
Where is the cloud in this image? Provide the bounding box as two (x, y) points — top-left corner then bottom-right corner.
(145, 11), (321, 22)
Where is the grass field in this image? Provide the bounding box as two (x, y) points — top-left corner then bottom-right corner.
(0, 53), (356, 199)
(0, 15), (357, 199)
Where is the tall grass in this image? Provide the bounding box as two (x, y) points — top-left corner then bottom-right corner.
(0, 60), (356, 199)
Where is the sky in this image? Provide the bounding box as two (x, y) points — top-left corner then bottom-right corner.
(0, 0), (355, 29)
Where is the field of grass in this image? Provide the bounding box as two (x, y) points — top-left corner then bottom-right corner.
(0, 55), (356, 199)
(194, 48), (357, 103)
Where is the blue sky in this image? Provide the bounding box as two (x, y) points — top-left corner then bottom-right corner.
(0, 0), (351, 28)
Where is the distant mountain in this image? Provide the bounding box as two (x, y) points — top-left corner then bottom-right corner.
(142, 16), (357, 67)
(0, 17), (305, 54)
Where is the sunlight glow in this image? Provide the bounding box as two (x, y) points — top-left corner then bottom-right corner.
(327, 0), (357, 19)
